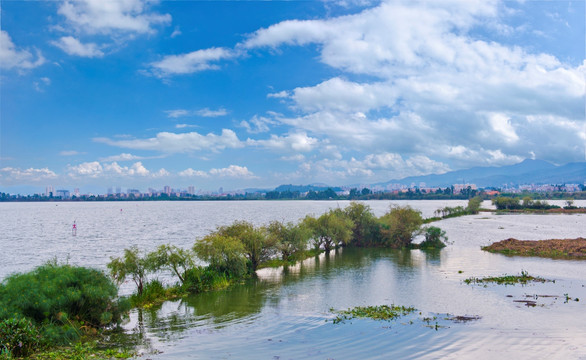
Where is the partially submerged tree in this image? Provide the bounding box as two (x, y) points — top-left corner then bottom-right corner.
(267, 220), (311, 260)
(107, 246), (150, 296)
(379, 205), (423, 248)
(419, 226), (448, 249)
(146, 244), (194, 284)
(343, 202), (381, 247)
(304, 209), (353, 252)
(193, 233), (248, 278)
(216, 221), (276, 272)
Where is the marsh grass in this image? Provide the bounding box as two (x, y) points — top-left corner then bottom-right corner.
(464, 271), (550, 286)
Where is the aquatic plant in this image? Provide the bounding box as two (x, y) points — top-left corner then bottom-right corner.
(332, 305), (416, 324)
(464, 271), (549, 285)
(418, 226), (448, 249)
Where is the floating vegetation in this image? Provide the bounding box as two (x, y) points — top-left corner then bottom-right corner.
(444, 315), (482, 323)
(464, 271), (550, 286)
(331, 305), (416, 324)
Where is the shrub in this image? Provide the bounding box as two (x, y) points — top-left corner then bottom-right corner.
(216, 221), (276, 272)
(146, 245), (194, 285)
(419, 227), (447, 249)
(0, 262), (128, 348)
(303, 210), (354, 252)
(0, 317), (40, 357)
(379, 206), (423, 248)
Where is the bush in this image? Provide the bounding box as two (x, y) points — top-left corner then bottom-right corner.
(0, 317), (40, 357)
(379, 206), (423, 248)
(193, 234), (248, 279)
(0, 262), (129, 348)
(419, 227), (447, 249)
(343, 202), (381, 247)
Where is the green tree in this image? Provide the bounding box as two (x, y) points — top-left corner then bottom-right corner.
(304, 210), (353, 252)
(343, 202), (381, 246)
(379, 206), (423, 248)
(492, 196), (521, 210)
(107, 246), (150, 296)
(466, 196), (483, 214)
(216, 221), (275, 272)
(146, 244), (194, 284)
(419, 226), (448, 249)
(193, 233), (247, 278)
(267, 220), (312, 260)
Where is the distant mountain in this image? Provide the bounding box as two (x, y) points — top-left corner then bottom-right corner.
(377, 159), (585, 188)
(274, 184), (342, 193)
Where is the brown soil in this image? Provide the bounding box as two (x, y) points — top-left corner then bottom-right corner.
(483, 238), (586, 259)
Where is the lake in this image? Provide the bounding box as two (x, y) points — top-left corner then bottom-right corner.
(1, 200), (585, 359)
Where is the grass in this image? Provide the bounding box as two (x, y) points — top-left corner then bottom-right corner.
(25, 341), (135, 360)
(331, 304), (416, 324)
(463, 271), (550, 286)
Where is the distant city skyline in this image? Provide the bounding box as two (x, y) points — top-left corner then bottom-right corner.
(1, 0), (584, 194)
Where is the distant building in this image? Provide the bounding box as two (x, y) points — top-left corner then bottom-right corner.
(163, 186), (171, 195)
(56, 189), (70, 199)
(45, 185), (54, 197)
(187, 185), (195, 195)
(74, 188), (80, 197)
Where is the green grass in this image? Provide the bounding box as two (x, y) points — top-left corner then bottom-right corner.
(331, 305), (416, 324)
(463, 271), (550, 285)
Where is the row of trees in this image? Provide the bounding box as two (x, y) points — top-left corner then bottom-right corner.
(107, 203), (450, 302)
(492, 196), (563, 210)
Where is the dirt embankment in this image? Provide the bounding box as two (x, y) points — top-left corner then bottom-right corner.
(482, 238), (586, 259)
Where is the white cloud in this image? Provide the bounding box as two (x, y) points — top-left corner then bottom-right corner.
(67, 161), (168, 178)
(209, 165), (257, 179)
(196, 107), (229, 117)
(57, 0), (171, 35)
(240, 115), (275, 133)
(175, 124), (198, 129)
(0, 167), (57, 181)
(0, 30), (45, 70)
(247, 132), (319, 152)
(179, 168), (210, 177)
(52, 36), (104, 58)
(94, 129), (244, 153)
(149, 47), (236, 77)
(165, 108), (228, 118)
(60, 150), (81, 156)
(99, 153), (143, 162)
(33, 77), (51, 92)
(243, 0), (585, 166)
(165, 109), (190, 118)
(170, 26), (182, 38)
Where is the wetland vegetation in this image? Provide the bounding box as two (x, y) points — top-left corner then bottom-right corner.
(482, 238), (586, 259)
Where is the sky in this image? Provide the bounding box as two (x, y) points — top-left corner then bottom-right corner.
(0, 0), (584, 194)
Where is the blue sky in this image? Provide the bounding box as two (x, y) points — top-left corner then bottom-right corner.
(1, 0), (584, 194)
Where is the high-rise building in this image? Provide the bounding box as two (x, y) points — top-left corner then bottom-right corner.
(188, 186), (195, 195)
(45, 185), (54, 197)
(164, 185), (171, 195)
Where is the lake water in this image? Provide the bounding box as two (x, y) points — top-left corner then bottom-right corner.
(1, 200), (585, 359)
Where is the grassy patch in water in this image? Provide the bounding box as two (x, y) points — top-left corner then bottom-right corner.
(464, 271), (550, 286)
(331, 305), (416, 324)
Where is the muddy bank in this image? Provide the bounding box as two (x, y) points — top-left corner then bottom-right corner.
(482, 238), (586, 259)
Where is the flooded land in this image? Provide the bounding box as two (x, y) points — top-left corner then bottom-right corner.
(1, 200), (585, 359)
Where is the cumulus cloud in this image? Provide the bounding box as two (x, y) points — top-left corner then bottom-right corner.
(52, 36), (104, 58)
(247, 132), (319, 152)
(0, 30), (45, 70)
(209, 165), (257, 179)
(253, 0), (585, 167)
(67, 161), (168, 178)
(0, 167), (57, 182)
(94, 129), (244, 153)
(179, 168), (209, 177)
(57, 0), (171, 35)
(149, 47), (236, 77)
(179, 165), (256, 179)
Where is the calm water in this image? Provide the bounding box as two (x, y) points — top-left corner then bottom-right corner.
(1, 200), (585, 359)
